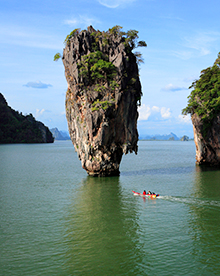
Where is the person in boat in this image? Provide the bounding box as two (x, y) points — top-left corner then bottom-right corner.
(148, 190), (152, 194)
(143, 190), (147, 195)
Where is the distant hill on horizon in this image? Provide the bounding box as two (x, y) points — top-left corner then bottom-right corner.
(139, 132), (192, 141)
(50, 128), (70, 140)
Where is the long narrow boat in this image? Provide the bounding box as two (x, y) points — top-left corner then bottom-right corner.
(132, 190), (159, 198)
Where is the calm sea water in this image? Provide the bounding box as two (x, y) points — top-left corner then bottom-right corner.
(1, 140), (220, 276)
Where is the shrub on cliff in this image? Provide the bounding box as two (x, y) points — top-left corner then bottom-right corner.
(77, 51), (117, 87)
(54, 53), (61, 61)
(64, 28), (81, 45)
(182, 52), (220, 136)
(54, 25), (147, 66)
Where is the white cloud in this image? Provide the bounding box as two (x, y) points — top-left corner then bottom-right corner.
(98, 0), (136, 8)
(178, 114), (192, 124)
(138, 105), (172, 121)
(0, 25), (62, 50)
(23, 81), (52, 89)
(35, 109), (52, 120)
(64, 15), (101, 27)
(162, 83), (187, 92)
(183, 76), (198, 83)
(184, 32), (220, 56)
(35, 109), (45, 118)
(172, 50), (193, 60)
(161, 107), (171, 119)
(138, 104), (151, 120)
(152, 106), (160, 112)
(174, 31), (220, 60)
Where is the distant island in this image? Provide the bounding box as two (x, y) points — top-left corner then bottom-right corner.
(139, 132), (192, 141)
(0, 93), (54, 144)
(50, 128), (70, 140)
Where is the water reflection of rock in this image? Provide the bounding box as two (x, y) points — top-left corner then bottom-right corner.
(188, 166), (220, 274)
(63, 177), (147, 275)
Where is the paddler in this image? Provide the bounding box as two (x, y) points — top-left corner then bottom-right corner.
(143, 190), (147, 195)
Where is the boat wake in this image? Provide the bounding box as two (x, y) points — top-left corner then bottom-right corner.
(158, 195), (220, 208)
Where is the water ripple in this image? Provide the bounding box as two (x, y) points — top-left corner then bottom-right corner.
(121, 166), (195, 176)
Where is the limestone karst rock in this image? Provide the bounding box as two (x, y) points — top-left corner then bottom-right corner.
(182, 52), (220, 166)
(0, 93), (54, 144)
(192, 113), (220, 166)
(62, 26), (145, 176)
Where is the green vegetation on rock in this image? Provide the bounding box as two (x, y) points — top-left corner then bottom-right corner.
(54, 53), (61, 61)
(78, 51), (117, 87)
(55, 26), (146, 107)
(0, 93), (54, 144)
(54, 25), (147, 65)
(182, 52), (220, 136)
(107, 25), (147, 64)
(64, 28), (81, 45)
(91, 99), (113, 112)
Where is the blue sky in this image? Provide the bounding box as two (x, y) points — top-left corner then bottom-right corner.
(1, 0), (220, 138)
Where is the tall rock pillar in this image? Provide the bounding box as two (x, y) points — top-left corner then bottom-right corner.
(62, 26), (144, 176)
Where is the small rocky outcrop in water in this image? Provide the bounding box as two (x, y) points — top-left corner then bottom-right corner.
(60, 26), (146, 176)
(182, 52), (220, 166)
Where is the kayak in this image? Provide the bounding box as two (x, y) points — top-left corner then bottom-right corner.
(132, 190), (159, 198)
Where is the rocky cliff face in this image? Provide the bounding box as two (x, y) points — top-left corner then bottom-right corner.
(62, 26), (143, 176)
(182, 52), (220, 167)
(0, 93), (54, 144)
(192, 113), (220, 166)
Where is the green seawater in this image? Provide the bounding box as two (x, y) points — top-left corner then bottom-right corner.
(0, 141), (220, 275)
